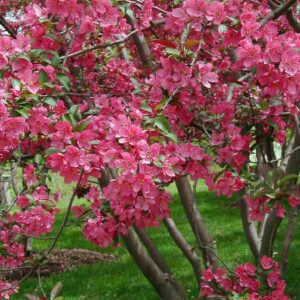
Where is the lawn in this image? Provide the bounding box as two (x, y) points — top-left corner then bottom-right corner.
(10, 180), (300, 300)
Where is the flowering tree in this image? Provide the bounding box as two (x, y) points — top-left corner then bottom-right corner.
(0, 0), (299, 299)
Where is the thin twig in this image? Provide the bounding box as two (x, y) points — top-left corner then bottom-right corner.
(45, 169), (84, 255)
(190, 25), (206, 67)
(60, 30), (138, 60)
(37, 267), (47, 298)
(0, 169), (84, 294)
(268, 145), (300, 163)
(62, 20), (83, 67)
(0, 225), (55, 240)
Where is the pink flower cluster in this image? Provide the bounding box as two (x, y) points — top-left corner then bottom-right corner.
(201, 256), (289, 299)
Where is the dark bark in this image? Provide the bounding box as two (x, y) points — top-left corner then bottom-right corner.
(123, 228), (183, 300)
(134, 225), (188, 300)
(239, 198), (260, 260)
(279, 207), (298, 274)
(259, 207), (281, 259)
(125, 15), (155, 71)
(259, 128), (300, 261)
(163, 218), (203, 289)
(175, 176), (218, 270)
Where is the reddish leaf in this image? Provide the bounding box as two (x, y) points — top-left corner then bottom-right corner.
(24, 294), (40, 300)
(150, 39), (177, 48)
(185, 39), (199, 49)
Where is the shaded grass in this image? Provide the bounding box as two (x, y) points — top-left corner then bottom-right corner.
(10, 181), (300, 299)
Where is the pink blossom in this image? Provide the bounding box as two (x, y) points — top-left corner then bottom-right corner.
(11, 33), (31, 52)
(24, 164), (38, 187)
(79, 16), (96, 35)
(289, 196), (300, 207)
(185, 0), (207, 18)
(237, 41), (261, 68)
(261, 255), (274, 270)
(197, 62), (218, 88)
(16, 195), (30, 209)
(72, 205), (85, 217)
(206, 1), (226, 24)
(0, 54), (7, 69)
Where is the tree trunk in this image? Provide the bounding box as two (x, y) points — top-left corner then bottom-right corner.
(163, 217), (203, 289)
(259, 128), (300, 262)
(175, 176), (218, 270)
(123, 228), (183, 300)
(133, 225), (188, 299)
(239, 198), (260, 261)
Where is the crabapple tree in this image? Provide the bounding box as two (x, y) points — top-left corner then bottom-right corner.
(0, 0), (299, 299)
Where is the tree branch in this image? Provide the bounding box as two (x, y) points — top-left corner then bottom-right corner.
(0, 14), (16, 38)
(261, 0), (297, 27)
(122, 228), (183, 300)
(163, 217), (203, 289)
(45, 169), (84, 255)
(279, 207), (298, 274)
(62, 20), (83, 67)
(133, 225), (188, 300)
(175, 176), (218, 270)
(239, 198), (261, 260)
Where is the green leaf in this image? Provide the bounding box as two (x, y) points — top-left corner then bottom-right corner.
(44, 97), (57, 106)
(44, 147), (59, 157)
(164, 131), (178, 144)
(26, 194), (34, 201)
(51, 55), (60, 67)
(278, 174), (299, 187)
(16, 108), (29, 118)
(63, 114), (77, 127)
(34, 154), (43, 164)
(57, 74), (70, 91)
(29, 49), (44, 59)
(140, 104), (152, 112)
(74, 120), (93, 132)
(228, 17), (239, 24)
(42, 82), (54, 89)
(49, 50), (60, 59)
(154, 161), (163, 168)
(218, 24), (227, 34)
(11, 78), (21, 89)
(154, 116), (171, 133)
(153, 116), (178, 143)
(68, 104), (79, 117)
(40, 53), (52, 64)
(155, 97), (172, 111)
(266, 120), (279, 131)
(85, 108), (100, 115)
(260, 101), (269, 110)
(39, 71), (49, 84)
(125, 8), (136, 20)
(46, 33), (61, 41)
(165, 47), (180, 57)
(148, 136), (165, 144)
(230, 83), (243, 88)
(17, 53), (31, 62)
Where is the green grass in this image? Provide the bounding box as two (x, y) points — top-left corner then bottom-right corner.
(10, 181), (300, 300)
